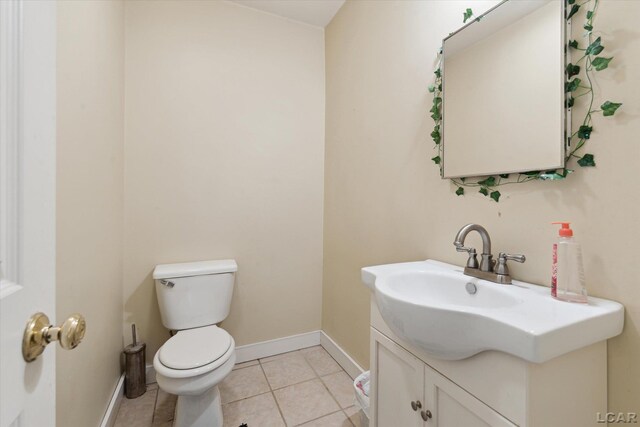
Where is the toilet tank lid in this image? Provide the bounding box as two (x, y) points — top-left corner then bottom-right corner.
(153, 259), (237, 279)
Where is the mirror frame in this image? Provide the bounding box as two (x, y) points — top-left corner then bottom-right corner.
(439, 0), (570, 179)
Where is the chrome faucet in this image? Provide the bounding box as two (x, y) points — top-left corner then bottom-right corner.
(453, 224), (525, 284)
(453, 224), (493, 272)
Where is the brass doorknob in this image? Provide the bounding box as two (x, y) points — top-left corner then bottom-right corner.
(22, 312), (86, 362)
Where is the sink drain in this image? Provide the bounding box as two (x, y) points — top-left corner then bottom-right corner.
(466, 282), (477, 295)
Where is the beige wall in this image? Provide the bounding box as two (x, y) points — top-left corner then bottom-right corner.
(324, 0), (639, 414)
(123, 1), (325, 362)
(56, 1), (124, 426)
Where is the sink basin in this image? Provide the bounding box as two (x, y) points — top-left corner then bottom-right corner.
(362, 260), (624, 363)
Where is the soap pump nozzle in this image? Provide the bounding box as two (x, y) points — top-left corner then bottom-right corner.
(552, 222), (573, 237)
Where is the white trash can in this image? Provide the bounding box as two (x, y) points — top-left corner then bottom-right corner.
(353, 371), (370, 427)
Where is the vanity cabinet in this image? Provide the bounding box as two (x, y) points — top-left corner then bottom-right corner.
(372, 330), (515, 427)
(369, 297), (608, 427)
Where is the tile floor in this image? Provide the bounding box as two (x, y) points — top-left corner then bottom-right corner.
(113, 346), (364, 427)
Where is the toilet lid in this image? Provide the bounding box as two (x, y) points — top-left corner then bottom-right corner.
(159, 326), (232, 370)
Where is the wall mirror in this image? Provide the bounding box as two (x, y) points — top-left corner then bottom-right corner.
(441, 0), (567, 179)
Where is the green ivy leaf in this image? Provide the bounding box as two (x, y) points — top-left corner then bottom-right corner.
(477, 176), (496, 187)
(577, 125), (593, 139)
(460, 177), (466, 183)
(463, 8), (473, 23)
(577, 153), (595, 167)
(455, 187), (464, 196)
(428, 84), (435, 93)
(566, 63), (580, 78)
(565, 78), (581, 92)
(586, 10), (594, 19)
(566, 97), (575, 108)
(490, 191), (501, 202)
(523, 170), (541, 176)
(585, 37), (604, 55)
(431, 126), (441, 144)
(438, 83), (442, 91)
(568, 40), (579, 49)
(592, 57), (613, 71)
(567, 4), (580, 20)
(432, 156), (441, 165)
(539, 171), (566, 180)
(434, 68), (441, 78)
(479, 187), (489, 196)
(567, 0), (576, 4)
(499, 174), (510, 178)
(430, 97), (442, 121)
(584, 24), (593, 32)
(601, 101), (622, 116)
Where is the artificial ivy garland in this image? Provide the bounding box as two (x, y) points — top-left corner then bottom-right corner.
(429, 0), (622, 202)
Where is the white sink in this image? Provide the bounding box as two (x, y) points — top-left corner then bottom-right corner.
(362, 260), (624, 363)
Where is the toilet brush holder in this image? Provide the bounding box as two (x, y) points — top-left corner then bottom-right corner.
(124, 324), (146, 399)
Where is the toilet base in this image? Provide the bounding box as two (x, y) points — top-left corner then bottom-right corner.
(174, 385), (223, 427)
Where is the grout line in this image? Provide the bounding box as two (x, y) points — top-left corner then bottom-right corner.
(319, 375), (344, 414)
(222, 390), (273, 406)
(341, 406), (357, 427)
(151, 387), (160, 424)
(258, 361), (287, 426)
(293, 409), (347, 427)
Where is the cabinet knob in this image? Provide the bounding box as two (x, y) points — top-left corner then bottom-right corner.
(410, 400), (422, 411)
(421, 409), (433, 421)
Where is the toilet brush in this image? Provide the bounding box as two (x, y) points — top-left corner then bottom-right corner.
(124, 324), (146, 399)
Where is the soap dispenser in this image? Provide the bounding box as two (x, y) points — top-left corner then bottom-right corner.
(551, 222), (588, 303)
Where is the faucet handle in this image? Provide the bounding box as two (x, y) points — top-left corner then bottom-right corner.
(495, 252), (526, 276)
(455, 244), (474, 253)
(499, 252), (526, 263)
(456, 246), (479, 269)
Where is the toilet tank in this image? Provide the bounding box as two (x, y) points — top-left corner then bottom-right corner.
(153, 259), (237, 331)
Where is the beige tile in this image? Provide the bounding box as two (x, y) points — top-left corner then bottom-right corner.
(300, 411), (354, 427)
(220, 364), (271, 404)
(301, 346), (342, 377)
(259, 350), (300, 364)
(152, 388), (177, 424)
(273, 379), (340, 426)
(222, 392), (285, 427)
(114, 388), (158, 427)
(262, 351), (316, 389)
(321, 371), (354, 409)
(147, 382), (159, 391)
(233, 359), (259, 370)
(344, 406), (365, 427)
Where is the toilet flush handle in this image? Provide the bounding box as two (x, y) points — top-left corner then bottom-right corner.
(160, 279), (175, 288)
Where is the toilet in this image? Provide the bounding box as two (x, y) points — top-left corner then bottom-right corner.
(152, 259), (238, 427)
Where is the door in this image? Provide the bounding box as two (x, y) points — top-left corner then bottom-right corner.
(371, 329), (424, 427)
(0, 1), (57, 426)
(423, 364), (516, 427)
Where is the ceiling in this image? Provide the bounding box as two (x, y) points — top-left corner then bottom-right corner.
(231, 0), (346, 28)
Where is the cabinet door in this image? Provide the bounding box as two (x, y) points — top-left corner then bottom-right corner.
(371, 329), (424, 427)
(423, 364), (517, 427)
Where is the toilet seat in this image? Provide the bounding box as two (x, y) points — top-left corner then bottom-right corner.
(160, 325), (231, 370)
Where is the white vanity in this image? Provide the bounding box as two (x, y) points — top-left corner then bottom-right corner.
(362, 260), (624, 427)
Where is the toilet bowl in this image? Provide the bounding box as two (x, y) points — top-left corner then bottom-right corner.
(152, 259), (238, 427)
(153, 325), (236, 427)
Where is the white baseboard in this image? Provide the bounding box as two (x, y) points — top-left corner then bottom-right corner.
(320, 331), (365, 380)
(235, 330), (321, 363)
(100, 374), (125, 427)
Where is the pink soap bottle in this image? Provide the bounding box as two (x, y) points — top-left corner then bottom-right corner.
(551, 222), (588, 303)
